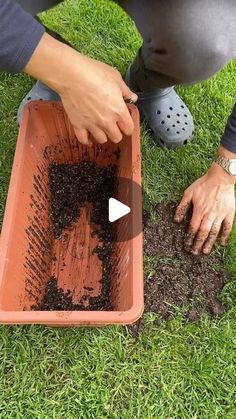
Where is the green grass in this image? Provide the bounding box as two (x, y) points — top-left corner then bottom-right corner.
(0, 0), (236, 417)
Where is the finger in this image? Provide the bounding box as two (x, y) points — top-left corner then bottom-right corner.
(202, 220), (222, 255)
(184, 209), (202, 252)
(74, 128), (92, 146)
(120, 79), (138, 103)
(220, 215), (234, 246)
(117, 104), (135, 137)
(174, 192), (192, 223)
(191, 214), (216, 255)
(103, 122), (123, 143)
(89, 128), (108, 144)
(125, 98), (136, 105)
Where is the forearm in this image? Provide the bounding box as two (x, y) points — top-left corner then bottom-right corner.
(24, 33), (85, 95)
(0, 0), (44, 73)
(217, 145), (236, 159)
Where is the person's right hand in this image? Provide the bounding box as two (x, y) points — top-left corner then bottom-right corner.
(60, 53), (138, 145)
(24, 33), (138, 145)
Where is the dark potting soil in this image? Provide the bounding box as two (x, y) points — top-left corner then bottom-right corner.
(129, 203), (229, 337)
(33, 161), (117, 311)
(50, 161), (116, 240)
(35, 276), (111, 311)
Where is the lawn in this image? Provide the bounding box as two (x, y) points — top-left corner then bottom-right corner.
(0, 0), (236, 417)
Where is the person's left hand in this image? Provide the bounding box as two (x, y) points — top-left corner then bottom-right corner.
(174, 163), (236, 255)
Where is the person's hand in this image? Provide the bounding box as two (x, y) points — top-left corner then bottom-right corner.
(59, 54), (137, 145)
(24, 33), (137, 145)
(174, 163), (236, 255)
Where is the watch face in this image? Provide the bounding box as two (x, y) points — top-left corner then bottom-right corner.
(228, 161), (236, 176)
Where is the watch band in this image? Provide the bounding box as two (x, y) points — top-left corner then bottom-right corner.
(215, 155), (230, 173)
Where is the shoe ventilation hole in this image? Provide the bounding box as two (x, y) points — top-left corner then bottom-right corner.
(161, 120), (165, 124)
(27, 97), (31, 101)
(176, 131), (180, 134)
(177, 121), (180, 124)
(182, 128), (185, 131)
(157, 110), (161, 114)
(184, 139), (188, 145)
(177, 113), (180, 117)
(181, 105), (185, 109)
(172, 124), (175, 127)
(184, 114), (188, 118)
(167, 115), (170, 118)
(185, 122), (188, 125)
(169, 107), (173, 110)
(166, 128), (170, 132)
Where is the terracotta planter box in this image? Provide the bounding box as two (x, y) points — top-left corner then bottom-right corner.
(0, 101), (143, 326)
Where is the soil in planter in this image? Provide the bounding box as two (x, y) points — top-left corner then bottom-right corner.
(129, 203), (229, 337)
(33, 160), (117, 311)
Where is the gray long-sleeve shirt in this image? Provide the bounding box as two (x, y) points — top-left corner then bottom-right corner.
(0, 0), (45, 73)
(1, 0), (236, 155)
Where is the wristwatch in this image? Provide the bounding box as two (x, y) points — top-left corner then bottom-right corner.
(215, 155), (236, 176)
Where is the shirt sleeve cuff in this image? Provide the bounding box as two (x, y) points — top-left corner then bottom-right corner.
(220, 103), (236, 153)
(12, 23), (45, 73)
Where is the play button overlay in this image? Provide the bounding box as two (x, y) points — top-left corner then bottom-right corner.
(106, 176), (142, 242)
(109, 198), (131, 222)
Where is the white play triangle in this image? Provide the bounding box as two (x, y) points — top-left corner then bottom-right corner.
(109, 198), (131, 222)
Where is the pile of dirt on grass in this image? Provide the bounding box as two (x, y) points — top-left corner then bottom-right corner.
(129, 203), (229, 336)
(33, 161), (117, 311)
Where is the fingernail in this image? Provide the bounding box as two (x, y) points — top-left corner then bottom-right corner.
(174, 217), (181, 224)
(127, 94), (137, 103)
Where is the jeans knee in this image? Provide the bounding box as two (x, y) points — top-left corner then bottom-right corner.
(175, 36), (231, 83)
(136, 0), (234, 86)
(141, 28), (232, 86)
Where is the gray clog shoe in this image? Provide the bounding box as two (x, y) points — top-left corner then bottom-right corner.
(17, 81), (60, 125)
(125, 67), (194, 148)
